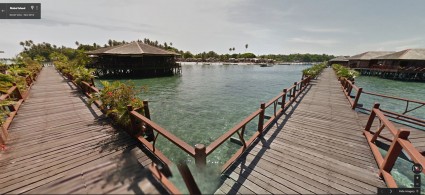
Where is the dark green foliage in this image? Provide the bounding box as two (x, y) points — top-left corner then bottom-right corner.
(332, 64), (360, 80)
(302, 63), (327, 78)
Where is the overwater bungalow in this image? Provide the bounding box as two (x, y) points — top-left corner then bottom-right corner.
(329, 56), (349, 66)
(353, 49), (425, 81)
(372, 49), (425, 69)
(86, 41), (181, 78)
(347, 51), (394, 68)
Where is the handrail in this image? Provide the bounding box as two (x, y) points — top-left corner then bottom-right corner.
(338, 77), (424, 128)
(71, 70), (312, 193)
(363, 103), (425, 187)
(206, 108), (262, 155)
(0, 83), (24, 145)
(129, 110), (196, 156)
(125, 75), (311, 172)
(216, 76), (311, 172)
(59, 69), (182, 194)
(363, 91), (425, 105)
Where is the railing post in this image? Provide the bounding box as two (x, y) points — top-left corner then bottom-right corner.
(91, 78), (95, 87)
(292, 82), (297, 98)
(281, 89), (287, 109)
(348, 81), (354, 96)
(352, 87), (363, 109)
(127, 105), (139, 136)
(379, 129), (410, 178)
(194, 144), (206, 168)
(365, 103), (380, 132)
(88, 83), (94, 94)
(12, 83), (23, 100)
(177, 162), (202, 195)
(257, 103), (266, 134)
(143, 100), (154, 142)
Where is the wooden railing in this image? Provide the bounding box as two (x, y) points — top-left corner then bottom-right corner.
(207, 76), (311, 172)
(363, 103), (425, 187)
(125, 75), (311, 193)
(63, 68), (312, 193)
(339, 77), (424, 128)
(0, 83), (23, 145)
(59, 72), (182, 194)
(126, 75), (312, 172)
(0, 71), (38, 145)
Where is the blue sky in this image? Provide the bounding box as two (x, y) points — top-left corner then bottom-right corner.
(1, 0), (425, 58)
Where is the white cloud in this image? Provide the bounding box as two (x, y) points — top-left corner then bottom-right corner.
(289, 37), (339, 45)
(302, 27), (347, 33)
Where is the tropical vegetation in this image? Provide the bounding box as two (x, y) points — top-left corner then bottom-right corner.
(88, 81), (145, 128)
(31, 40), (148, 129)
(0, 53), (43, 126)
(332, 64), (360, 80)
(302, 62), (327, 78)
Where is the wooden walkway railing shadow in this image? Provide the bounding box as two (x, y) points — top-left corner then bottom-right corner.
(216, 68), (386, 194)
(221, 80), (313, 194)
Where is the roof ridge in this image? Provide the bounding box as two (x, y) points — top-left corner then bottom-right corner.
(399, 49), (411, 58)
(108, 42), (131, 53)
(136, 42), (144, 53)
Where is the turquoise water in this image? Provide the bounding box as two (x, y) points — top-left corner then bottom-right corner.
(97, 66), (424, 193)
(357, 76), (425, 193)
(97, 64), (307, 165)
(354, 77), (425, 123)
(98, 64), (307, 193)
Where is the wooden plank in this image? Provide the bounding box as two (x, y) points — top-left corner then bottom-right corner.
(218, 68), (386, 193)
(0, 66), (162, 194)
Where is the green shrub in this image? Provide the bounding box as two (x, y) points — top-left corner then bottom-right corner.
(0, 74), (15, 93)
(332, 64), (360, 80)
(89, 81), (145, 128)
(0, 100), (16, 125)
(71, 66), (95, 85)
(302, 62), (327, 78)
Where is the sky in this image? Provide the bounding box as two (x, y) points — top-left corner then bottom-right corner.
(1, 0), (425, 58)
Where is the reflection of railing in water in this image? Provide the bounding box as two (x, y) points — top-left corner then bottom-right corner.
(363, 103), (425, 188)
(338, 77), (425, 128)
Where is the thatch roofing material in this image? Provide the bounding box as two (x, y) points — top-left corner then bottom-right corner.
(373, 49), (425, 60)
(348, 51), (394, 60)
(86, 41), (179, 56)
(329, 56), (349, 62)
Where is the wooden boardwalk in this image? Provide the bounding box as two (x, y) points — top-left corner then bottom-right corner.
(216, 68), (386, 194)
(0, 66), (167, 194)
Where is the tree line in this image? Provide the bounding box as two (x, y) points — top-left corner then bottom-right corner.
(17, 39), (335, 63)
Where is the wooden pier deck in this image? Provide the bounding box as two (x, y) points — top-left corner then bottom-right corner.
(216, 68), (386, 194)
(0, 66), (167, 194)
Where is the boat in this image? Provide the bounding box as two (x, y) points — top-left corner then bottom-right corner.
(259, 64), (274, 67)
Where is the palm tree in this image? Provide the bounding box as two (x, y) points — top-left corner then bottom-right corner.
(232, 47), (235, 51)
(245, 44), (248, 50)
(229, 48), (232, 53)
(75, 41), (79, 46)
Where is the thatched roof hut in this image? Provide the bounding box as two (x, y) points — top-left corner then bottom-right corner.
(372, 49), (425, 69)
(347, 51), (394, 68)
(329, 56), (349, 66)
(86, 41), (181, 78)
